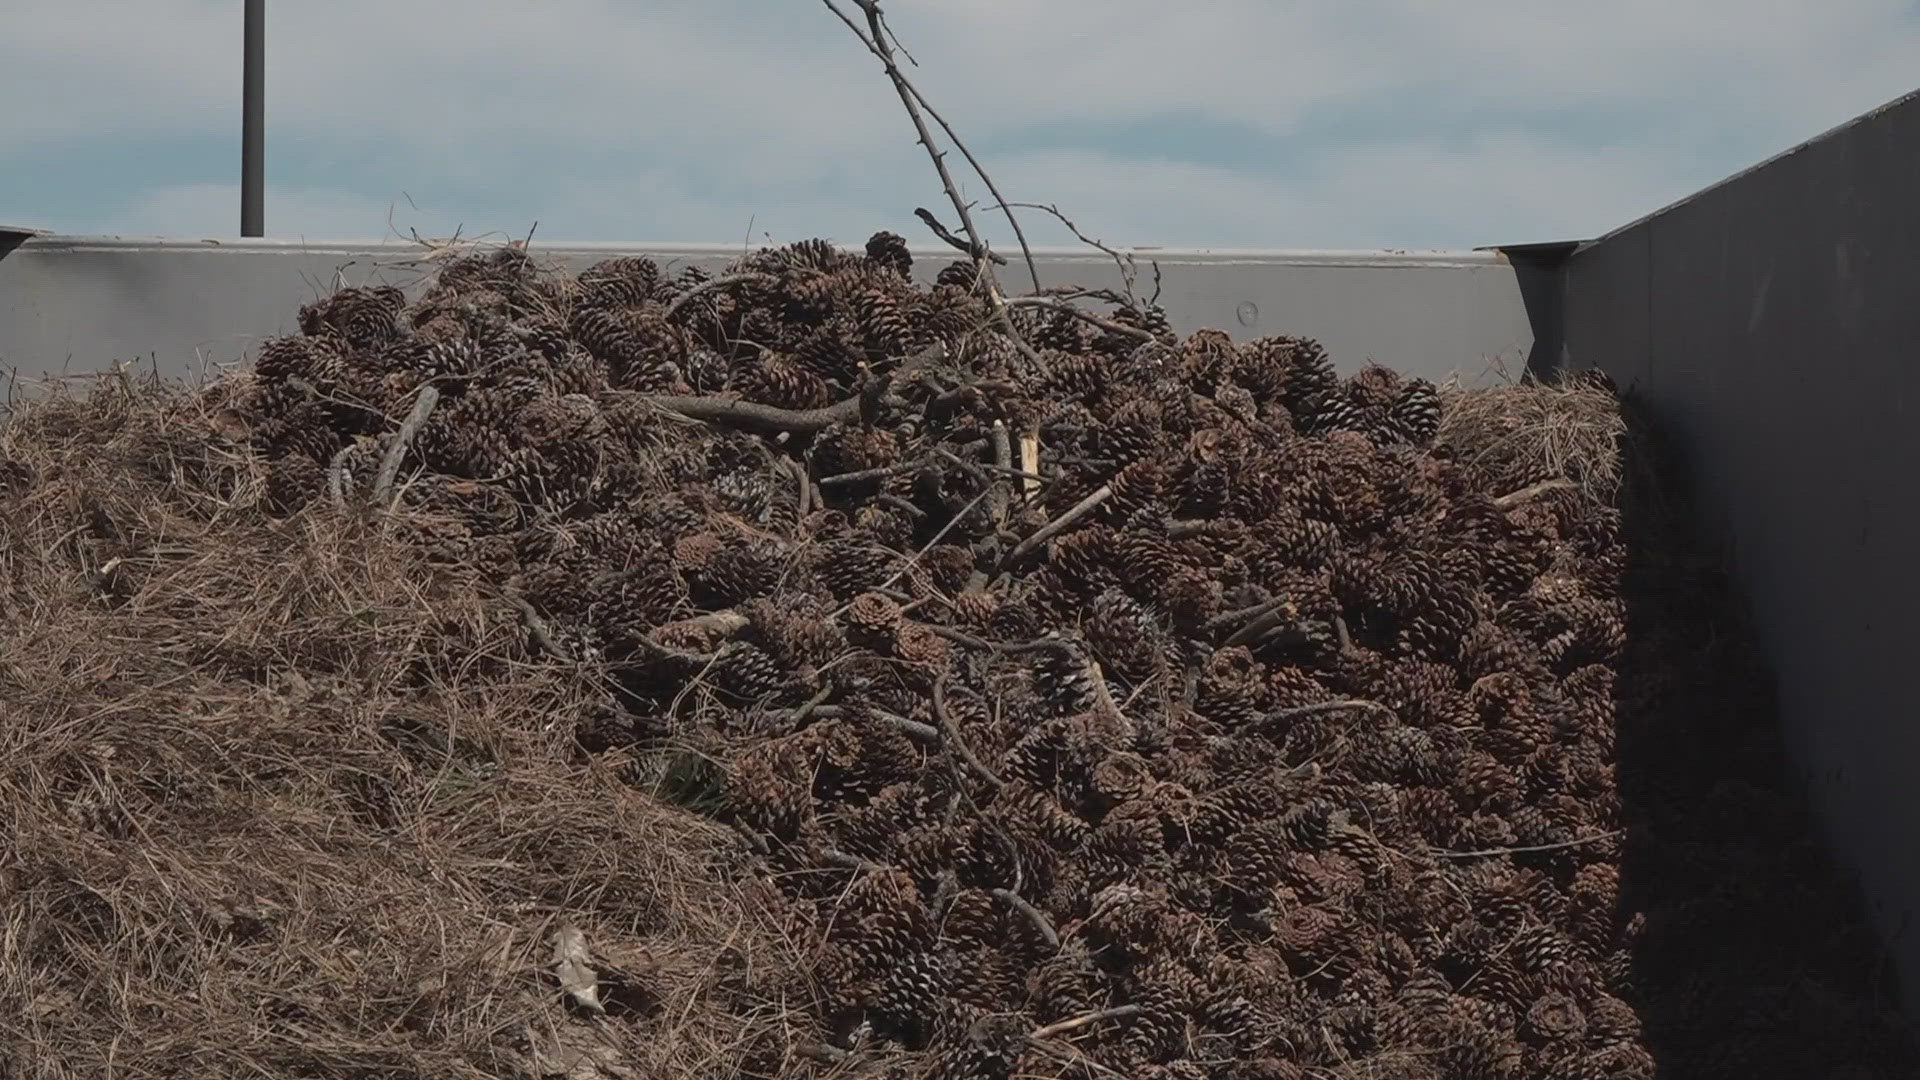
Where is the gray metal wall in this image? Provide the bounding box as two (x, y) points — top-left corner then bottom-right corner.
(1563, 89), (1920, 997)
(0, 237), (1534, 389)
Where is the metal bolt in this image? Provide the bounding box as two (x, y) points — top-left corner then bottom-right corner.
(1236, 301), (1259, 327)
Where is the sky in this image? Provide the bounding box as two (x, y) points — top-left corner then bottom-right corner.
(3, 1), (1918, 252)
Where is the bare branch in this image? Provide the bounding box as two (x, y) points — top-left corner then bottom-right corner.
(1493, 477), (1577, 510)
(820, 0), (1042, 357)
(509, 595), (573, 662)
(1004, 296), (1154, 343)
(617, 341), (947, 434)
(934, 672), (1002, 787)
(1001, 483), (1112, 567)
(664, 271), (778, 320)
(996, 201), (1139, 303)
(992, 888), (1059, 951)
(373, 384), (440, 508)
(915, 207), (1007, 264)
(1030, 1005), (1144, 1041)
(1251, 699), (1397, 733)
(327, 443), (352, 509)
(1434, 830), (1624, 860)
(818, 460), (926, 488)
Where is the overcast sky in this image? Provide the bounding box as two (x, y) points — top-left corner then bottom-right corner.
(4, 2), (1918, 251)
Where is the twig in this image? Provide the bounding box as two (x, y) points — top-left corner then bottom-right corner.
(1205, 597), (1292, 633)
(1493, 477), (1577, 510)
(1223, 607), (1304, 649)
(1004, 296), (1153, 343)
(820, 0), (1043, 365)
(845, 484), (995, 610)
(624, 342), (946, 434)
(788, 685), (835, 727)
(790, 457), (811, 525)
(632, 393), (860, 435)
(327, 443), (352, 509)
(663, 272), (777, 320)
(996, 202), (1140, 303)
(871, 709), (942, 742)
(372, 384), (441, 508)
(914, 208), (1007, 264)
(793, 1043), (849, 1065)
(1333, 614), (1354, 654)
(1001, 484), (1112, 567)
(1434, 830), (1623, 860)
(888, 59), (1039, 290)
(1251, 699), (1395, 732)
(877, 493), (926, 520)
(818, 460), (924, 488)
(933, 673), (1001, 787)
(1030, 1005), (1144, 1041)
(992, 888), (1059, 951)
(510, 595), (573, 662)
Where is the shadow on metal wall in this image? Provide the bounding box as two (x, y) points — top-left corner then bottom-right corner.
(1603, 387), (1919, 1075)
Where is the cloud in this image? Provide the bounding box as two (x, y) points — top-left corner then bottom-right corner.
(4, 1), (1917, 248)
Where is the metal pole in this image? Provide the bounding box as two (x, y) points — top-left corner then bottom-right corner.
(241, 0), (265, 236)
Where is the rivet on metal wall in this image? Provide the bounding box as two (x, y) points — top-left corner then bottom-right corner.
(1236, 301), (1259, 327)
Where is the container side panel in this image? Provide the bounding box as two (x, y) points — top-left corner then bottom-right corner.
(0, 243), (1532, 390)
(1566, 88), (1920, 1007)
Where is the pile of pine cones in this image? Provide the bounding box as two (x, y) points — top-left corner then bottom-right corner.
(237, 234), (1913, 1078)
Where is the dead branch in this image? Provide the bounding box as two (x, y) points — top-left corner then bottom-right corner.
(1222, 600), (1303, 648)
(789, 457), (811, 525)
(897, 93), (1040, 291)
(873, 710), (943, 742)
(1205, 596), (1294, 633)
(1252, 699), (1396, 732)
(992, 888), (1060, 951)
(373, 384), (441, 508)
(1004, 296), (1154, 342)
(1434, 830), (1624, 860)
(933, 672), (1002, 787)
(915, 208), (1007, 264)
(820, 0), (1044, 364)
(997, 201), (1140, 303)
(1030, 1005), (1144, 1041)
(663, 272), (778, 320)
(1001, 483), (1112, 567)
(1493, 477), (1577, 510)
(818, 460), (924, 488)
(509, 595), (573, 662)
(622, 341), (946, 434)
(327, 443), (352, 509)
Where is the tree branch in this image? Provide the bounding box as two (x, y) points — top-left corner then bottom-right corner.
(1434, 830), (1623, 860)
(1493, 477), (1577, 510)
(1000, 483), (1112, 567)
(934, 672), (1002, 787)
(1029, 1005), (1144, 1041)
(1004, 296), (1154, 343)
(820, 0), (1042, 361)
(664, 272), (778, 320)
(617, 341), (946, 434)
(373, 383), (441, 508)
(992, 888), (1059, 951)
(915, 208), (1007, 264)
(996, 201), (1140, 304)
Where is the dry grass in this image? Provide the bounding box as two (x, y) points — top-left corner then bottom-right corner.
(1435, 368), (1627, 505)
(0, 375), (823, 1079)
